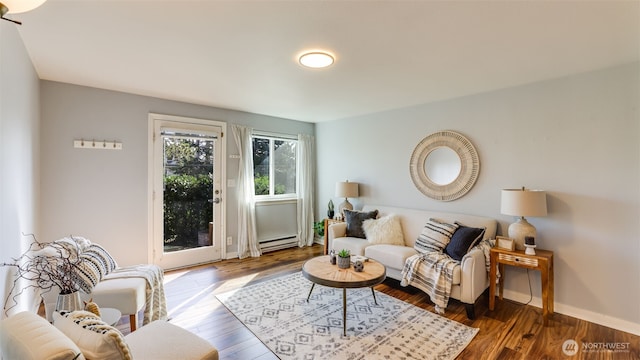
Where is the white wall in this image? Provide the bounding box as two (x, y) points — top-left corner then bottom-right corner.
(0, 22), (41, 317)
(39, 81), (313, 265)
(316, 63), (640, 335)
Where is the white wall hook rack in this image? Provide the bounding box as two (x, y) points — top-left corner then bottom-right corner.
(74, 139), (123, 150)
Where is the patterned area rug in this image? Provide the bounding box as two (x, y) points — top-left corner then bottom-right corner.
(216, 272), (478, 359)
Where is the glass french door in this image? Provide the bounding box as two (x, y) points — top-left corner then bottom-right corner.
(150, 114), (225, 269)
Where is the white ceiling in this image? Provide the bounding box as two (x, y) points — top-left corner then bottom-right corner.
(13, 0), (640, 123)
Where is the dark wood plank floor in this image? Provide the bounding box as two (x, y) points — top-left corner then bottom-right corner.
(117, 245), (639, 360)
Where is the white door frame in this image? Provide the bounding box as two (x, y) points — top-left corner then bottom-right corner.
(147, 113), (226, 269)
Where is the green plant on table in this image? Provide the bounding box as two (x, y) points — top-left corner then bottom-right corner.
(337, 249), (350, 258)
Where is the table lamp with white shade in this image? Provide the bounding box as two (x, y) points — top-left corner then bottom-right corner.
(335, 180), (359, 217)
(500, 187), (547, 251)
(1, 0), (47, 24)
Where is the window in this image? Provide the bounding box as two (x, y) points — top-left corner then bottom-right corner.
(253, 135), (297, 198)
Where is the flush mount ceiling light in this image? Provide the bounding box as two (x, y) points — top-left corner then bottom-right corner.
(1, 0), (47, 24)
(298, 51), (335, 69)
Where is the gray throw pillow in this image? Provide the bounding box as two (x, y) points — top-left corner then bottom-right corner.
(344, 209), (379, 238)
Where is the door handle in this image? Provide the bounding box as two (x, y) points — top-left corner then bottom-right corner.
(212, 198), (222, 204)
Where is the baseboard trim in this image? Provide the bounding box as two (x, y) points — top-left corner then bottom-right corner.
(501, 289), (640, 336)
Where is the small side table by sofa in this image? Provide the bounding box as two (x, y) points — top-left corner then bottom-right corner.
(323, 218), (344, 254)
(489, 247), (554, 326)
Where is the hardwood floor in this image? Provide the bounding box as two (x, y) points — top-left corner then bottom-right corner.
(117, 245), (639, 359)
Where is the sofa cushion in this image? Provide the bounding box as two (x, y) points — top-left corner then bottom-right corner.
(444, 224), (486, 261)
(53, 310), (132, 360)
(74, 260), (102, 293)
(332, 237), (370, 256)
(362, 214), (404, 245)
(0, 311), (86, 360)
(54, 236), (92, 253)
(344, 209), (379, 238)
(414, 218), (459, 254)
(83, 244), (118, 275)
(365, 244), (417, 271)
(75, 244), (118, 293)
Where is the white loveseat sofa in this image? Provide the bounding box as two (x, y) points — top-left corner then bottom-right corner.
(328, 205), (497, 318)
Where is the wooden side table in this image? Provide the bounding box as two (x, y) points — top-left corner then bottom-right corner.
(489, 247), (554, 326)
(323, 218), (344, 254)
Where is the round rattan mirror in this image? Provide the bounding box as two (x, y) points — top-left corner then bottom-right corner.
(409, 130), (480, 201)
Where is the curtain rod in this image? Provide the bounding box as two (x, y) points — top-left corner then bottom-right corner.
(252, 129), (298, 140)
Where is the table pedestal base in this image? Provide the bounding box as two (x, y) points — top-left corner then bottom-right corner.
(306, 284), (378, 336)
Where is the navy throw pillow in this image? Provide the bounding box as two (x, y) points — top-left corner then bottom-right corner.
(444, 225), (486, 261)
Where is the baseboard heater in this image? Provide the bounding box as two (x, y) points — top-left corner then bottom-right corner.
(259, 236), (297, 253)
(255, 200), (298, 253)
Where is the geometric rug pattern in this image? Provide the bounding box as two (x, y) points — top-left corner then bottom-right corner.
(216, 272), (478, 359)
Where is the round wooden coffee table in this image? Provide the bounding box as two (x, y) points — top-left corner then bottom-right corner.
(302, 255), (386, 336)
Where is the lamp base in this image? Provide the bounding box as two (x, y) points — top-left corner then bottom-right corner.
(524, 244), (536, 255)
(338, 199), (353, 218)
(508, 217), (537, 251)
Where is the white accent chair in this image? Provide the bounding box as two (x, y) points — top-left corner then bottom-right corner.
(33, 237), (152, 333)
(41, 276), (147, 332)
(89, 277), (147, 332)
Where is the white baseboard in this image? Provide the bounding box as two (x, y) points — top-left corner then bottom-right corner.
(225, 251), (238, 259)
(501, 289), (640, 336)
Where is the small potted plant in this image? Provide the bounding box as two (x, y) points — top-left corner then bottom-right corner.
(336, 249), (351, 269)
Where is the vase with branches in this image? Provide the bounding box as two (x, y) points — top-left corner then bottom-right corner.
(1, 234), (87, 315)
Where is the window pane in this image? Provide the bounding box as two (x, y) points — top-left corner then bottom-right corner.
(163, 136), (214, 252)
(253, 137), (270, 195)
(274, 140), (296, 194)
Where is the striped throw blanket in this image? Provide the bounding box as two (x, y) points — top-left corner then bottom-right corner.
(400, 239), (495, 314)
(401, 252), (458, 314)
(103, 264), (168, 325)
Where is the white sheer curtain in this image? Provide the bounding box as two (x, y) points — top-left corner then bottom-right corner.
(231, 124), (261, 259)
(296, 133), (315, 247)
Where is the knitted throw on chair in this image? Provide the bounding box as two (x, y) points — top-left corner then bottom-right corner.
(103, 264), (168, 325)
